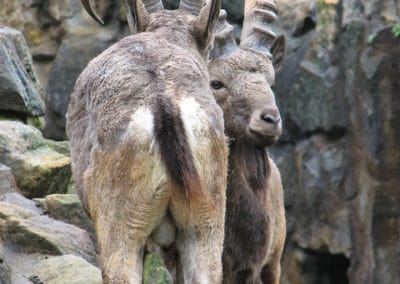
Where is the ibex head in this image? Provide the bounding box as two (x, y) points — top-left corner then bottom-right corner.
(81, 0), (221, 59)
(209, 0), (285, 147)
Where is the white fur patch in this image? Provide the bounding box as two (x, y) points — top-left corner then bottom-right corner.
(125, 107), (154, 143)
(179, 97), (210, 147)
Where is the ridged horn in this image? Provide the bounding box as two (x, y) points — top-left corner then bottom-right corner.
(240, 0), (278, 57)
(210, 10), (238, 60)
(80, 0), (105, 25)
(179, 0), (205, 15)
(142, 0), (164, 13)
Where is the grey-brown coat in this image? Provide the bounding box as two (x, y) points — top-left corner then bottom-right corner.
(66, 0), (228, 283)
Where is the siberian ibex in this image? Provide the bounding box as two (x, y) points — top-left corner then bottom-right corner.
(208, 1), (286, 283)
(66, 0), (228, 283)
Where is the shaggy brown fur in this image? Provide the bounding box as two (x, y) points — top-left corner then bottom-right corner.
(66, 1), (228, 283)
(208, 37), (286, 284)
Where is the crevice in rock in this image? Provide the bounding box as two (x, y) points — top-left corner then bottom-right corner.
(299, 248), (350, 284)
(293, 16), (316, 37)
(303, 127), (347, 141)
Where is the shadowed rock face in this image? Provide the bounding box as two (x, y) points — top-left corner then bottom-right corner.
(0, 27), (44, 118)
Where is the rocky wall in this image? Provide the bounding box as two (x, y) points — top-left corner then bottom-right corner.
(272, 0), (400, 283)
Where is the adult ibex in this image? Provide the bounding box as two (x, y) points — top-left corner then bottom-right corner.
(208, 1), (286, 283)
(66, 0), (228, 282)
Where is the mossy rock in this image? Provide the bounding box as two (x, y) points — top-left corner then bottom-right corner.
(143, 252), (173, 284)
(0, 121), (71, 198)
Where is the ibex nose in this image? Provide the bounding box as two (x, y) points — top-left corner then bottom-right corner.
(260, 110), (281, 126)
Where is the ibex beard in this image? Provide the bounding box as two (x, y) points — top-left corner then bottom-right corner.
(66, 1), (227, 283)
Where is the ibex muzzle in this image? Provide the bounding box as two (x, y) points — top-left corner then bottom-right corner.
(67, 0), (227, 283)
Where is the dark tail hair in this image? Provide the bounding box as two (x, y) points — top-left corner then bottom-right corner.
(153, 95), (202, 199)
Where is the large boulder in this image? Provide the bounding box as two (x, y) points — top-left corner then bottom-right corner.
(35, 194), (95, 243)
(0, 201), (96, 264)
(0, 121), (71, 198)
(0, 27), (44, 117)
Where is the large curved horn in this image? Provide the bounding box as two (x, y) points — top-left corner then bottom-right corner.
(80, 0), (105, 25)
(80, 0), (162, 29)
(123, 0), (150, 33)
(179, 0), (205, 15)
(240, 0), (277, 57)
(210, 10), (238, 60)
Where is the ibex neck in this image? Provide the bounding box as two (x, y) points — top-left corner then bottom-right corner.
(228, 142), (270, 193)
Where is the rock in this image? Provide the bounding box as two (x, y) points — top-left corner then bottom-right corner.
(0, 121), (71, 198)
(0, 27), (44, 117)
(0, 192), (43, 215)
(32, 255), (101, 284)
(0, 200), (40, 220)
(36, 194), (95, 242)
(44, 34), (116, 140)
(0, 244), (11, 284)
(143, 252), (173, 284)
(0, 164), (18, 195)
(278, 0), (316, 35)
(0, 201), (96, 264)
(0, 261), (11, 284)
(277, 135), (352, 256)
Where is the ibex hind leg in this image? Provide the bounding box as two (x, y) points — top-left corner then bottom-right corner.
(88, 146), (171, 283)
(169, 188), (225, 284)
(95, 182), (170, 284)
(168, 142), (227, 283)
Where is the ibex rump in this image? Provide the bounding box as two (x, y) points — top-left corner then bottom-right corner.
(208, 1), (286, 283)
(66, 0), (227, 283)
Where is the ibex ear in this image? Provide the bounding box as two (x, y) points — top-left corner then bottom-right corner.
(194, 0), (221, 53)
(271, 35), (285, 72)
(124, 0), (150, 34)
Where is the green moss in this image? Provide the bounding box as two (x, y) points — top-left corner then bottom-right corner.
(315, 0), (339, 50)
(143, 253), (173, 284)
(27, 117), (45, 132)
(391, 23), (400, 38)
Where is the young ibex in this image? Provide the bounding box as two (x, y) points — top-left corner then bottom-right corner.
(208, 1), (286, 283)
(66, 0), (228, 283)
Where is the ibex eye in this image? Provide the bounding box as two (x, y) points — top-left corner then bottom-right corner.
(210, 80), (224, 90)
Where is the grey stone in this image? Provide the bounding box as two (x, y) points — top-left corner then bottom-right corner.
(0, 201), (96, 264)
(0, 192), (43, 215)
(0, 27), (44, 117)
(0, 120), (71, 198)
(35, 194), (95, 243)
(0, 164), (18, 195)
(32, 255), (101, 284)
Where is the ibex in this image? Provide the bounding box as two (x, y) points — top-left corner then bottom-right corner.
(66, 0), (228, 283)
(208, 0), (286, 283)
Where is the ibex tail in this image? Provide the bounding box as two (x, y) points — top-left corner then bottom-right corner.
(153, 95), (202, 200)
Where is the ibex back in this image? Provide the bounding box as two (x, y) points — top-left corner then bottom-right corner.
(66, 0), (227, 283)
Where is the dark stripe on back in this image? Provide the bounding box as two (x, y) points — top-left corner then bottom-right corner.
(153, 95), (202, 199)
